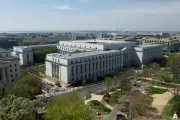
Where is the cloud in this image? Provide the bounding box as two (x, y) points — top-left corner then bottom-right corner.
(54, 4), (79, 11)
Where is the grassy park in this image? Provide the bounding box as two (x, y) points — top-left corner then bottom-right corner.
(147, 87), (168, 94)
(162, 96), (180, 120)
(88, 100), (111, 114)
(105, 91), (124, 106)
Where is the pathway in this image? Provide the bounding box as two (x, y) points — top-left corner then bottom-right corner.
(151, 91), (173, 114)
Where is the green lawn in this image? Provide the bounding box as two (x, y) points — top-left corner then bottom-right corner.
(106, 91), (124, 106)
(147, 87), (167, 94)
(36, 65), (45, 73)
(89, 101), (111, 114)
(155, 82), (178, 88)
(162, 96), (180, 120)
(28, 64), (45, 76)
(144, 80), (178, 88)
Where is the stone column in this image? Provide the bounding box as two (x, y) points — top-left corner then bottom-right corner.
(2, 67), (6, 82)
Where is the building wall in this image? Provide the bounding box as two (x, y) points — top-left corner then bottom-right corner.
(8, 60), (21, 82)
(46, 50), (126, 84)
(45, 61), (52, 77)
(0, 50), (21, 83)
(58, 40), (136, 52)
(13, 44), (57, 65)
(132, 45), (164, 66)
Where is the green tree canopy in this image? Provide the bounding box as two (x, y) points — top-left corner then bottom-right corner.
(105, 76), (112, 90)
(44, 94), (96, 120)
(118, 70), (133, 94)
(167, 53), (180, 80)
(0, 95), (37, 120)
(33, 48), (58, 63)
(6, 74), (42, 99)
(0, 82), (7, 99)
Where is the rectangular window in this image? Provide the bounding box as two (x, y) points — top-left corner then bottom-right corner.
(81, 64), (83, 73)
(71, 66), (74, 76)
(89, 63), (91, 72)
(85, 64), (87, 72)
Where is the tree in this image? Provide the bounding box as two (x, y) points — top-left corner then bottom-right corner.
(33, 48), (58, 63)
(118, 70), (133, 94)
(6, 74), (42, 99)
(82, 80), (86, 86)
(0, 82), (7, 99)
(0, 95), (37, 120)
(112, 76), (118, 87)
(168, 87), (180, 101)
(167, 54), (180, 80)
(127, 94), (152, 120)
(160, 75), (172, 83)
(105, 76), (112, 90)
(44, 94), (96, 120)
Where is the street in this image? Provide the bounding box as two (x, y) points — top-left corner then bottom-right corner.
(53, 82), (107, 99)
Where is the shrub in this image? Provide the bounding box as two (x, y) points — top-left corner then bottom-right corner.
(104, 92), (111, 98)
(103, 107), (111, 113)
(104, 98), (109, 103)
(90, 100), (100, 106)
(109, 87), (116, 92)
(85, 94), (92, 100)
(172, 103), (180, 117)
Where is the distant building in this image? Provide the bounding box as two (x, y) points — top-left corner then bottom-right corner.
(137, 38), (180, 51)
(0, 37), (23, 49)
(0, 48), (21, 83)
(12, 44), (57, 66)
(57, 39), (136, 52)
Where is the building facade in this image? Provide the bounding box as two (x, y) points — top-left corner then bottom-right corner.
(0, 48), (21, 83)
(0, 37), (23, 49)
(57, 40), (136, 52)
(46, 49), (131, 85)
(12, 44), (57, 65)
(131, 44), (165, 67)
(137, 38), (180, 52)
(46, 40), (165, 85)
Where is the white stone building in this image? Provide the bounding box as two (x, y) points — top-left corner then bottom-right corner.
(46, 40), (165, 85)
(131, 44), (165, 67)
(57, 39), (136, 52)
(0, 48), (21, 83)
(46, 48), (131, 85)
(12, 44), (57, 65)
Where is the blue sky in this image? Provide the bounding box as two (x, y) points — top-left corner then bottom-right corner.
(0, 0), (180, 31)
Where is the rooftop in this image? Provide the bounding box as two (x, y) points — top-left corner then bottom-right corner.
(48, 50), (122, 59)
(135, 44), (163, 48)
(0, 48), (9, 52)
(14, 44), (57, 49)
(64, 39), (132, 45)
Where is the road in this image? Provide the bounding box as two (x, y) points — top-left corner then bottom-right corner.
(53, 82), (107, 99)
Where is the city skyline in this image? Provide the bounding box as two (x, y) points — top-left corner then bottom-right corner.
(1, 0), (180, 31)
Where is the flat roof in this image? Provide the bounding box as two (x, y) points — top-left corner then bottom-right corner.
(63, 39), (132, 45)
(135, 44), (162, 48)
(14, 44), (57, 49)
(48, 50), (122, 59)
(0, 48), (9, 52)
